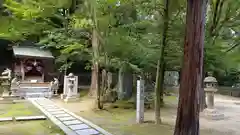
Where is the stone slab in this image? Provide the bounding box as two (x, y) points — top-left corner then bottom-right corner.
(51, 111), (66, 115)
(69, 124), (90, 130)
(46, 108), (63, 112)
(0, 117), (12, 122)
(58, 116), (76, 121)
(44, 106), (59, 109)
(43, 105), (57, 107)
(55, 114), (71, 118)
(15, 115), (46, 121)
(63, 120), (83, 125)
(75, 128), (100, 135)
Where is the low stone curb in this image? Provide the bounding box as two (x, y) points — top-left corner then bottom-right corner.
(0, 115), (46, 122)
(15, 116), (46, 121)
(0, 117), (12, 122)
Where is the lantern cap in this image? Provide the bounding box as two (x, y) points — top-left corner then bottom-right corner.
(68, 73), (74, 77)
(204, 76), (217, 83)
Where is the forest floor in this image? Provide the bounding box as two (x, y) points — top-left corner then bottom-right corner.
(53, 91), (240, 135)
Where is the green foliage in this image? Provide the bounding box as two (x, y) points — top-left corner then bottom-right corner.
(0, 0), (239, 84)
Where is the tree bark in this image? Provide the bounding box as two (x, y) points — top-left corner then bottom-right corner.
(154, 0), (169, 124)
(154, 60), (161, 124)
(174, 0), (207, 135)
(200, 65), (206, 111)
(89, 64), (97, 97)
(159, 63), (165, 105)
(89, 0), (100, 103)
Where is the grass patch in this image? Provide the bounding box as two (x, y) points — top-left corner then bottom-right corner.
(0, 120), (65, 135)
(79, 89), (89, 98)
(121, 123), (174, 135)
(0, 102), (42, 118)
(78, 107), (174, 135)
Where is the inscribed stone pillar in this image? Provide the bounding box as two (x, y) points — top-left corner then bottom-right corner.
(136, 78), (144, 123)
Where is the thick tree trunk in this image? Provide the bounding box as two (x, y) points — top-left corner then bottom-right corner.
(174, 0), (207, 135)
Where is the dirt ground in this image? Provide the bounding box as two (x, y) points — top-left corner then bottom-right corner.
(53, 94), (240, 135)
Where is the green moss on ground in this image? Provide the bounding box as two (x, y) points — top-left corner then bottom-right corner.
(79, 89), (89, 98)
(77, 95), (227, 135)
(0, 102), (42, 118)
(0, 120), (65, 135)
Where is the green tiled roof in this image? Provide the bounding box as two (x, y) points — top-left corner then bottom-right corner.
(13, 46), (54, 58)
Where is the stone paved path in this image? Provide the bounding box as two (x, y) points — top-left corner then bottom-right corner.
(29, 98), (112, 135)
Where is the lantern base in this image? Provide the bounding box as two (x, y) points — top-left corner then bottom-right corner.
(203, 108), (224, 120)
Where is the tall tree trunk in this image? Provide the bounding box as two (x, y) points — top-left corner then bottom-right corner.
(174, 0), (207, 135)
(200, 64), (206, 111)
(159, 63), (165, 105)
(154, 0), (169, 124)
(89, 0), (102, 109)
(154, 60), (161, 124)
(200, 0), (208, 112)
(91, 29), (102, 109)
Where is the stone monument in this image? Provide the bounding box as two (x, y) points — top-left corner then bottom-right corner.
(1, 68), (12, 96)
(51, 78), (59, 95)
(136, 76), (144, 123)
(61, 73), (79, 102)
(203, 73), (224, 120)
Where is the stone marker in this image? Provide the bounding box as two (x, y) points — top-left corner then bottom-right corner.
(69, 124), (89, 130)
(136, 77), (144, 123)
(203, 74), (224, 120)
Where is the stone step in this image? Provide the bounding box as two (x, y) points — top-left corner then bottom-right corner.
(12, 92), (53, 98)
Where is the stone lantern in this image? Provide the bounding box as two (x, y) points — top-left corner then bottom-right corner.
(63, 73), (79, 102)
(204, 75), (218, 109)
(203, 74), (224, 120)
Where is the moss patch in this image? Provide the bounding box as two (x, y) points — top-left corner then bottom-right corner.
(0, 120), (65, 135)
(79, 89), (89, 98)
(0, 102), (42, 118)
